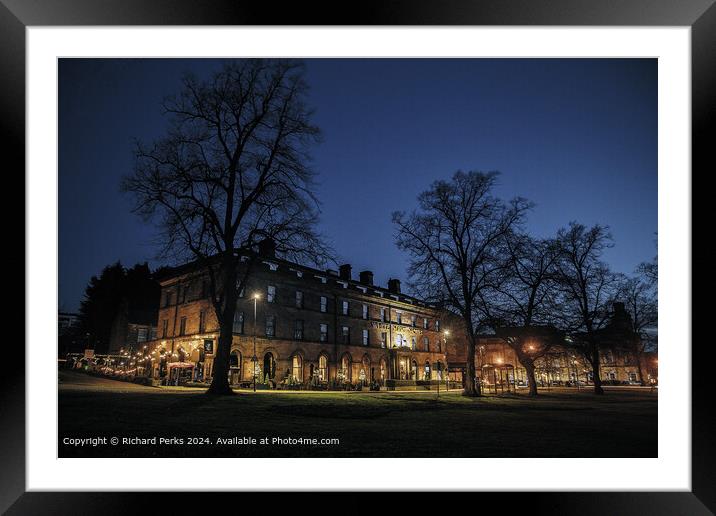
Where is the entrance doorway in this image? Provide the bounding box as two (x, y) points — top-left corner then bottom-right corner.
(263, 352), (276, 380)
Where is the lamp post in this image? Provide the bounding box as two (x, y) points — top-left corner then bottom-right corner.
(443, 330), (450, 393)
(252, 293), (260, 393)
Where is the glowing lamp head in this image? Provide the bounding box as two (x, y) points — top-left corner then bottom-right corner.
(253, 292), (261, 300)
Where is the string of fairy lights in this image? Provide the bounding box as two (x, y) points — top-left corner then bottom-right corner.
(94, 341), (206, 376)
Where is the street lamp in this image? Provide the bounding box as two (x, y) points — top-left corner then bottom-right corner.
(443, 330), (450, 394)
(252, 292), (260, 393)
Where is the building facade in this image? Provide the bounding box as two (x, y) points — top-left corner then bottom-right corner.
(108, 300), (158, 355)
(147, 245), (450, 387)
(445, 303), (658, 390)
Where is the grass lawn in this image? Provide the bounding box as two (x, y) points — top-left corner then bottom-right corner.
(58, 370), (657, 458)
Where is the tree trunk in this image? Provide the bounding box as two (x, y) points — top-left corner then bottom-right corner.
(207, 260), (238, 396)
(591, 345), (604, 395)
(523, 358), (538, 396)
(634, 345), (646, 386)
(463, 332), (482, 397)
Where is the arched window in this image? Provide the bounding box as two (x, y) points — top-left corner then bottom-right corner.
(318, 355), (328, 382)
(379, 357), (387, 382)
(263, 352), (276, 380)
(292, 355), (303, 381)
(339, 354), (351, 382)
(229, 349), (242, 384)
(424, 360), (431, 380)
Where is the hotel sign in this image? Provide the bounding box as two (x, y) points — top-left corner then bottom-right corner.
(370, 322), (424, 335)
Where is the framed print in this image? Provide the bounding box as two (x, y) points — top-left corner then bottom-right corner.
(3, 0), (712, 513)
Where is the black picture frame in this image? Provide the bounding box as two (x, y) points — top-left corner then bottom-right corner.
(3, 0), (710, 513)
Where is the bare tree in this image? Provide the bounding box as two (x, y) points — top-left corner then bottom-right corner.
(393, 171), (531, 397)
(637, 233), (658, 288)
(492, 233), (563, 396)
(554, 222), (619, 395)
(123, 60), (331, 395)
(617, 272), (658, 385)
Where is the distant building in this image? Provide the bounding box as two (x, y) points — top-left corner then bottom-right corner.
(108, 300), (158, 355)
(446, 302), (657, 389)
(58, 312), (81, 335)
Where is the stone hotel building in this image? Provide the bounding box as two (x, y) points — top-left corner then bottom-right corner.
(149, 242), (452, 387)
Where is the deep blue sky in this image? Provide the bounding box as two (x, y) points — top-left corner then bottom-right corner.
(59, 58), (657, 312)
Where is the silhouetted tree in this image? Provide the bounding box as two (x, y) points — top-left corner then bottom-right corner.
(393, 171), (530, 397)
(554, 222), (619, 395)
(123, 60), (331, 395)
(78, 262), (160, 354)
(492, 233), (563, 396)
(617, 271), (658, 385)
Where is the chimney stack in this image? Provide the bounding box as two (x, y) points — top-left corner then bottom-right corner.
(388, 278), (401, 294)
(339, 264), (352, 281)
(359, 270), (374, 286)
(258, 238), (276, 257)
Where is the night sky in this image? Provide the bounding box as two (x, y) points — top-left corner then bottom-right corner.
(59, 58), (657, 312)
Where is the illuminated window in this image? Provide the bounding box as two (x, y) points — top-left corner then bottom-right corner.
(342, 300), (349, 315)
(341, 326), (350, 344)
(292, 355), (303, 381)
(267, 285), (276, 303)
(362, 304), (368, 319)
(396, 334), (404, 347)
(423, 336), (430, 351)
(411, 336), (417, 350)
(320, 296), (327, 313)
(423, 318), (429, 329)
(411, 315), (417, 327)
(318, 355), (328, 382)
(435, 320), (440, 331)
(396, 312), (402, 324)
(362, 329), (369, 346)
(380, 332), (387, 348)
(320, 323), (328, 342)
(380, 307), (386, 322)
